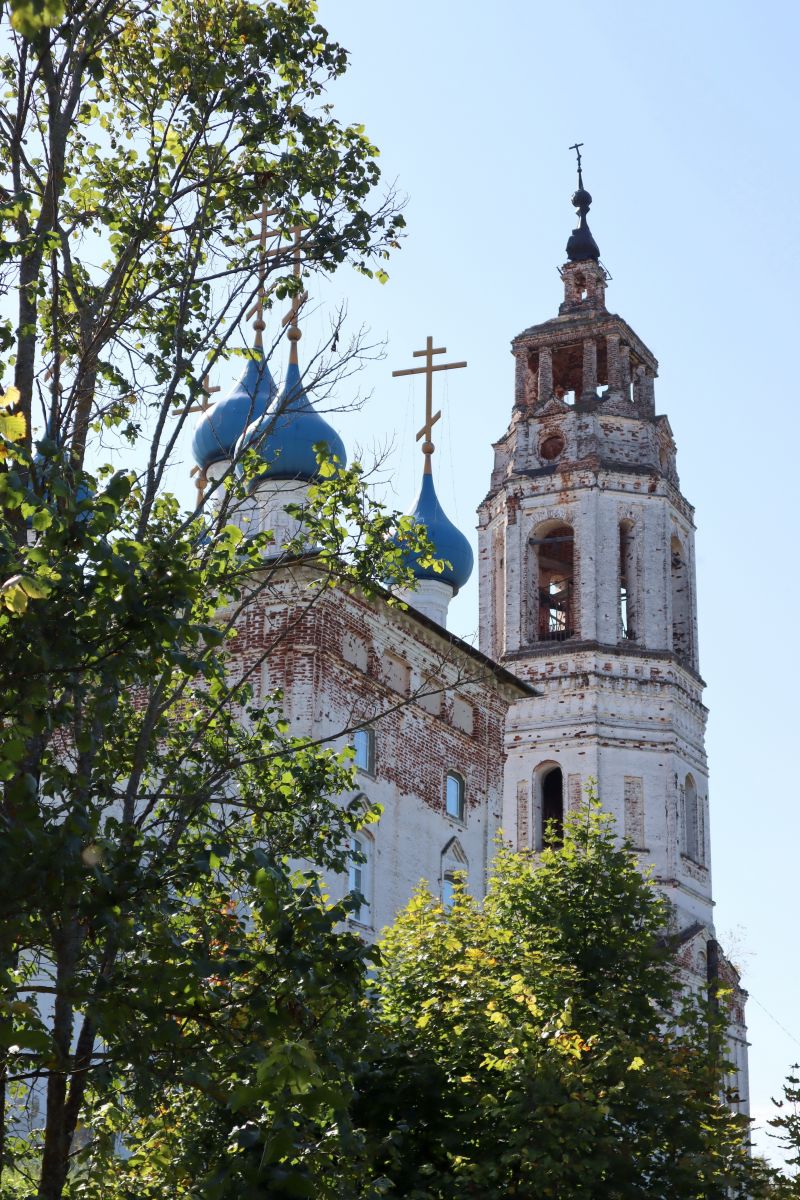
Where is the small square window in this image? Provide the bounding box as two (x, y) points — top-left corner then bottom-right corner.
(445, 771), (465, 821)
(353, 728), (375, 774)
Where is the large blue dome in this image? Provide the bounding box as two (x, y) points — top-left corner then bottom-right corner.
(402, 471), (474, 593)
(236, 359), (347, 484)
(192, 350), (276, 471)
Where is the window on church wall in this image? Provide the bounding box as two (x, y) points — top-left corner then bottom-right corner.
(348, 833), (372, 924)
(671, 536), (692, 663)
(533, 524), (576, 642)
(440, 837), (469, 907)
(540, 766), (564, 848)
(445, 771), (465, 821)
(682, 773), (699, 863)
(352, 728), (375, 775)
(619, 521), (637, 641)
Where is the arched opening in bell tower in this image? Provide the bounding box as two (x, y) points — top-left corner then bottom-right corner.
(619, 520), (636, 641)
(534, 524), (576, 641)
(671, 535), (691, 663)
(541, 766), (564, 847)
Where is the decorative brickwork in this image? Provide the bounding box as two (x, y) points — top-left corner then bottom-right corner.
(229, 564), (531, 933)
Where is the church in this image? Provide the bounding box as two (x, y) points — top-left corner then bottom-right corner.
(190, 164), (749, 1113)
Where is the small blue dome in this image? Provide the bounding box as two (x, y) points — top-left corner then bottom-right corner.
(236, 359), (347, 484)
(402, 471), (474, 593)
(191, 350), (276, 471)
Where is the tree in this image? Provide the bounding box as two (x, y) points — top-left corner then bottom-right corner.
(768, 1068), (800, 1198)
(0, 1), (427, 1196)
(357, 802), (767, 1199)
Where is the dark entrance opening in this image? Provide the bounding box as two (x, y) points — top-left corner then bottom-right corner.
(542, 767), (564, 847)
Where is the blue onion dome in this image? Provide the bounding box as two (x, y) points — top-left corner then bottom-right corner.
(191, 349), (276, 471)
(235, 358), (347, 485)
(404, 470), (474, 593)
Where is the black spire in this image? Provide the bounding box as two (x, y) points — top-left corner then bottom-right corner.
(566, 144), (601, 263)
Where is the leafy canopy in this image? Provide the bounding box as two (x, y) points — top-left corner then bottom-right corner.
(357, 802), (766, 1200)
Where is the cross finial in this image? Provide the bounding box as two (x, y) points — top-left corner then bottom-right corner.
(246, 197), (281, 349)
(569, 141), (584, 187)
(392, 336), (466, 475)
(277, 224), (310, 366)
(184, 372), (221, 417)
(190, 464), (207, 506)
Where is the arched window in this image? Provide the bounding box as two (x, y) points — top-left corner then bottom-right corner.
(352, 727), (375, 775)
(682, 774), (699, 862)
(441, 837), (468, 908)
(533, 523), (576, 641)
(445, 771), (465, 821)
(540, 765), (564, 848)
(671, 536), (691, 663)
(348, 833), (372, 924)
(619, 520), (636, 640)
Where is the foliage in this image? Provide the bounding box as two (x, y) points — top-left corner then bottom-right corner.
(768, 1068), (800, 1198)
(0, 0), (403, 472)
(357, 802), (767, 1200)
(0, 0), (419, 1195)
(0, 422), (439, 1199)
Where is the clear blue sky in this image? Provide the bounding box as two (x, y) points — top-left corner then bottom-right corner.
(178, 0), (800, 1157)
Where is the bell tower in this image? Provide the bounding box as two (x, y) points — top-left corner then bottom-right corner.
(478, 159), (711, 931)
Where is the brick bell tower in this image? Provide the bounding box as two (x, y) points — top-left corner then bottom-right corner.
(478, 155), (713, 933)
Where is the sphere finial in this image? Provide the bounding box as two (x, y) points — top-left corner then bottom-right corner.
(566, 143), (601, 263)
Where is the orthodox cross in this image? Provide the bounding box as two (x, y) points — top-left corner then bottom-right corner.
(246, 198), (281, 349)
(247, 213), (312, 363)
(184, 373), (220, 417)
(276, 223), (310, 364)
(392, 336), (466, 474)
(185, 375), (220, 506)
(190, 463), (207, 507)
(569, 141), (585, 186)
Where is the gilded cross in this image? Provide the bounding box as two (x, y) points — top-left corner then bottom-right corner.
(184, 373), (220, 416)
(190, 464), (207, 507)
(249, 217), (311, 363)
(185, 374), (220, 505)
(246, 199), (280, 349)
(392, 336), (466, 473)
(276, 224), (309, 364)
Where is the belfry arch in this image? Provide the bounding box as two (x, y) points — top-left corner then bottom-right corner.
(531, 521), (577, 643)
